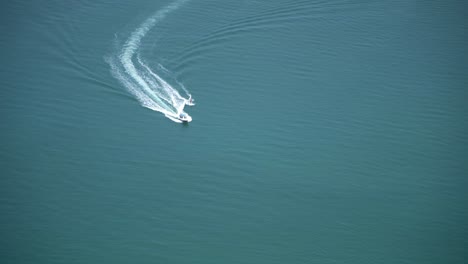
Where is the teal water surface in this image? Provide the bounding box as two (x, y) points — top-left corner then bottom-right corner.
(1, 0), (467, 263)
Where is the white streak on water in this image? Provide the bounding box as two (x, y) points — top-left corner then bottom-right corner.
(108, 0), (190, 121)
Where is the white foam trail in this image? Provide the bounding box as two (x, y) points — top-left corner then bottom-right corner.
(137, 55), (186, 114)
(158, 63), (191, 96)
(108, 0), (191, 121)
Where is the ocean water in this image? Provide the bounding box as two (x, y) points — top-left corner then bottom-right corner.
(1, 0), (467, 263)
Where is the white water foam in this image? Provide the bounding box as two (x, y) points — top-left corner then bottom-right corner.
(108, 0), (191, 122)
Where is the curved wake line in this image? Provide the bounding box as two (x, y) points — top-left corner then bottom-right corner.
(108, 0), (191, 121)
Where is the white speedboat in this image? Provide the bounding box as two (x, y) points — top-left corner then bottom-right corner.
(165, 112), (192, 123)
(178, 112), (192, 122)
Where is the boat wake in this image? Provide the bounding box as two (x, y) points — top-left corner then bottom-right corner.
(107, 0), (191, 122)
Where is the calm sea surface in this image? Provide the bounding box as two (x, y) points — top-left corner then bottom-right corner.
(1, 0), (467, 263)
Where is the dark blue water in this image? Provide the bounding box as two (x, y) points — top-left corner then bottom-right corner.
(1, 0), (467, 263)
